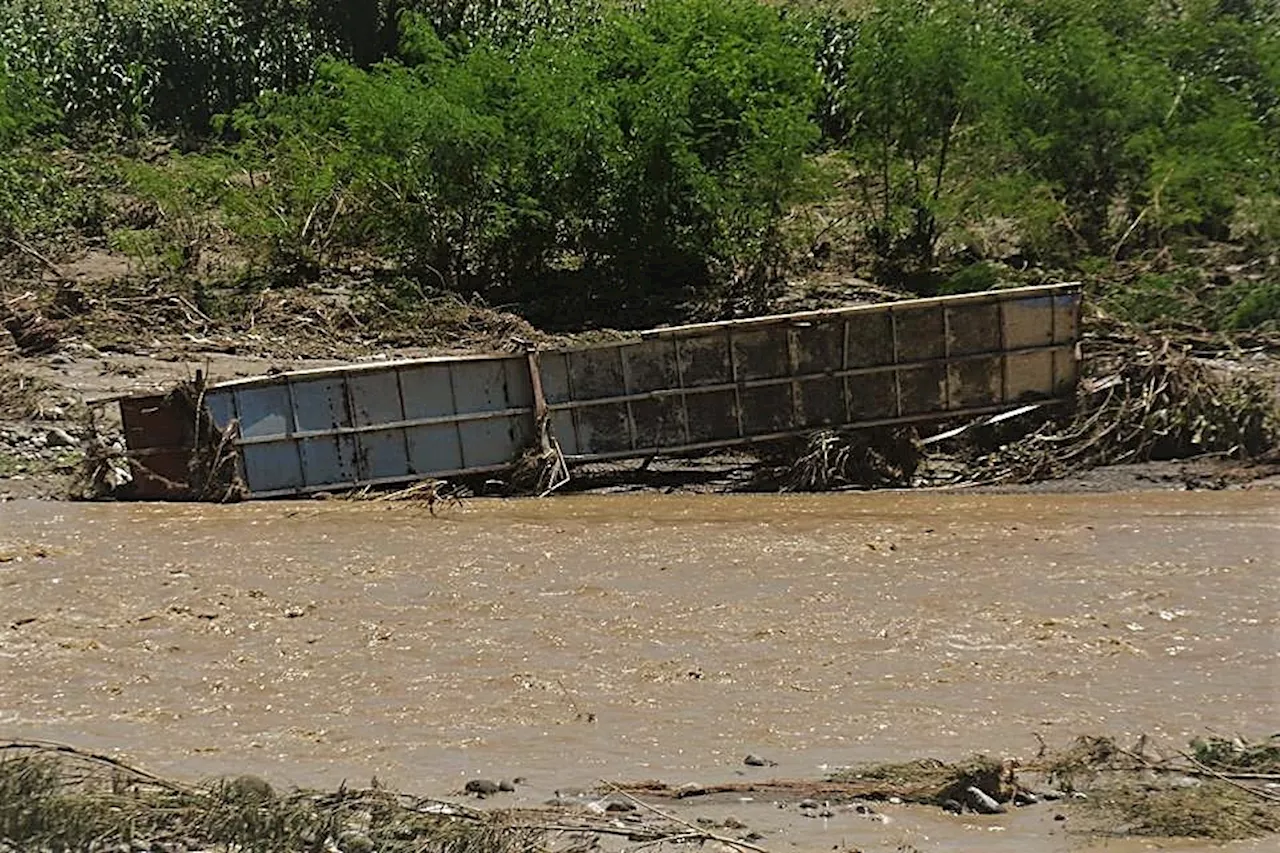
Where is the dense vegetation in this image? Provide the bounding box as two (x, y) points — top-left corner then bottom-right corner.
(1, 0), (1277, 328)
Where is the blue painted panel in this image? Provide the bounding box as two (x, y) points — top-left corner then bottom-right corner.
(205, 391), (237, 431)
(539, 353), (573, 404)
(550, 411), (578, 455)
(241, 441), (303, 492)
(406, 423), (463, 474)
(503, 359), (534, 408)
(459, 414), (532, 468)
(236, 386), (291, 439)
(350, 370), (403, 426)
(291, 377), (349, 432)
(300, 435), (357, 487)
(357, 430), (410, 480)
(452, 358), (522, 414)
(400, 364), (457, 419)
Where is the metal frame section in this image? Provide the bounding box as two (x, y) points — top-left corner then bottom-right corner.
(541, 283), (1081, 461)
(204, 354), (537, 497)
(152, 283), (1080, 499)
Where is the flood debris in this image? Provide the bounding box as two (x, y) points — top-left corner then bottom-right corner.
(611, 733), (1280, 841)
(0, 742), (772, 853)
(925, 322), (1279, 485)
(80, 378), (244, 502)
(760, 427), (921, 491)
(1, 295), (61, 356)
(104, 284), (1081, 501)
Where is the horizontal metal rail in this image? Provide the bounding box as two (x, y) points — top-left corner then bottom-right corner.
(560, 398), (1073, 463)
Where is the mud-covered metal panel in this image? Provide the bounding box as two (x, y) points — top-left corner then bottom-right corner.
(572, 403), (631, 454)
(948, 356), (1003, 409)
(1006, 350), (1055, 401)
(1054, 292), (1081, 344)
(740, 384), (794, 435)
(898, 364), (949, 415)
(793, 321), (843, 375)
(732, 328), (789, 381)
(845, 312), (894, 367)
(678, 335), (732, 386)
(1003, 296), (1055, 350)
(684, 390), (739, 443)
(622, 339), (679, 393)
(947, 303), (1002, 356)
(847, 372), (898, 421)
(797, 377), (845, 428)
(895, 306), (946, 361)
(631, 395), (687, 448)
(120, 394), (191, 451)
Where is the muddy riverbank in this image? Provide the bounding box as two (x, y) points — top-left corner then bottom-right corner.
(2, 491), (1276, 850)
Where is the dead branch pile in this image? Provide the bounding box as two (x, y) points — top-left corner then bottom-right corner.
(343, 478), (468, 514)
(0, 741), (538, 853)
(1026, 734), (1280, 840)
(943, 328), (1278, 484)
(1, 294), (61, 356)
(615, 756), (1014, 807)
(0, 742), (760, 853)
(765, 427), (921, 491)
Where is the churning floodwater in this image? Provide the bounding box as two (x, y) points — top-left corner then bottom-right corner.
(2, 491), (1276, 851)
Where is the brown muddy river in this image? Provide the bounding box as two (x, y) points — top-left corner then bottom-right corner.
(2, 491), (1277, 851)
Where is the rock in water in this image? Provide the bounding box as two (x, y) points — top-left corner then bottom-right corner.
(965, 786), (1007, 815)
(743, 753), (776, 767)
(465, 779), (501, 797)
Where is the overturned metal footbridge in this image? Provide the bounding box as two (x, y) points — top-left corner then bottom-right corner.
(119, 283), (1081, 498)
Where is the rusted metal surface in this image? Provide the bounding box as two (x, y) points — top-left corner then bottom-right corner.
(119, 394), (196, 499)
(118, 284), (1082, 498)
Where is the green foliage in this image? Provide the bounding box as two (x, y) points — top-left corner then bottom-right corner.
(1097, 268), (1280, 332)
(2, 0), (1277, 333)
(828, 0), (1021, 277)
(225, 0), (819, 322)
(0, 0), (330, 134)
(1222, 281), (1280, 330)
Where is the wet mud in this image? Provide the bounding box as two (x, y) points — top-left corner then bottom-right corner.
(1, 491), (1276, 851)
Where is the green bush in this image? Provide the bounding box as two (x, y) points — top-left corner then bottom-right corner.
(224, 0), (819, 323)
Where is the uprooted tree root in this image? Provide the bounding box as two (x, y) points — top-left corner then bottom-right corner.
(935, 324), (1279, 485)
(757, 427), (922, 491)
